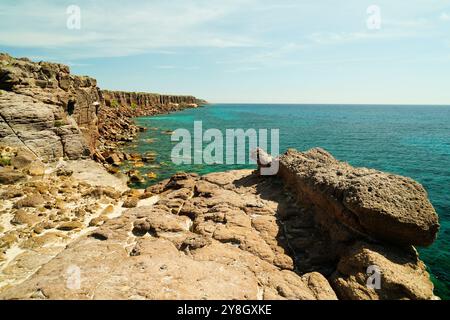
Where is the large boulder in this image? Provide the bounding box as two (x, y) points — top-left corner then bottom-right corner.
(0, 91), (90, 162)
(10, 149), (36, 169)
(278, 148), (439, 247)
(331, 242), (436, 300)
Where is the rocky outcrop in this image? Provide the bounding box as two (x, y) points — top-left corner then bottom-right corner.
(276, 148), (439, 247)
(0, 53), (205, 162)
(95, 91), (206, 157)
(331, 242), (435, 300)
(102, 90), (206, 115)
(0, 91), (90, 161)
(0, 53), (440, 300)
(0, 53), (101, 156)
(249, 148), (438, 299)
(0, 154), (440, 299)
(0, 169), (338, 300)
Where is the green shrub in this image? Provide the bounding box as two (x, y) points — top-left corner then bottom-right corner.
(130, 103), (138, 110)
(0, 157), (11, 166)
(54, 120), (66, 127)
(110, 99), (119, 108)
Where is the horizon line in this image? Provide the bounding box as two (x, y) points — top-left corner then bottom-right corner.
(206, 102), (450, 107)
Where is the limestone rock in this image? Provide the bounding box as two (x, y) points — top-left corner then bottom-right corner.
(27, 160), (45, 176)
(11, 149), (36, 169)
(0, 167), (26, 184)
(278, 148), (440, 246)
(0, 55), (100, 158)
(122, 197), (139, 208)
(330, 242), (436, 300)
(11, 209), (41, 226)
(0, 170), (338, 300)
(57, 221), (84, 231)
(0, 145), (440, 300)
(14, 194), (45, 208)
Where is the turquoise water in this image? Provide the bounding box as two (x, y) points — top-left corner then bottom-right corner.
(124, 104), (450, 299)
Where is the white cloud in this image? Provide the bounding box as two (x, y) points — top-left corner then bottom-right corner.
(1, 0), (449, 62)
(156, 66), (176, 70)
(440, 12), (450, 21)
(307, 30), (419, 45)
(0, 0), (260, 59)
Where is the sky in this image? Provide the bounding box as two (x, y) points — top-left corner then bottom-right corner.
(1, 0), (450, 104)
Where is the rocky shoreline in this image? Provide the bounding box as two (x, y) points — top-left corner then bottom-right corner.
(0, 53), (441, 300)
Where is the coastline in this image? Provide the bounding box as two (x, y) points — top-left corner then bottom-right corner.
(0, 53), (442, 300)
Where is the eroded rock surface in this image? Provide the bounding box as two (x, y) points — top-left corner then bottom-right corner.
(278, 148), (439, 247)
(1, 170), (339, 300)
(0, 159), (439, 300)
(0, 53), (205, 162)
(0, 53), (440, 300)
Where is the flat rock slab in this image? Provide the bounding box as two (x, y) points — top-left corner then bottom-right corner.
(65, 160), (128, 192)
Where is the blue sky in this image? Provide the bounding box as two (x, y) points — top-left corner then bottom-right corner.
(1, 0), (450, 104)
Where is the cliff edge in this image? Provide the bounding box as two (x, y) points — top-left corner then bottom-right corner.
(0, 53), (205, 162)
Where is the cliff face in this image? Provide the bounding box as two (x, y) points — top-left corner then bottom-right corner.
(101, 90), (205, 116)
(0, 53), (205, 162)
(96, 90), (206, 156)
(0, 54), (97, 161)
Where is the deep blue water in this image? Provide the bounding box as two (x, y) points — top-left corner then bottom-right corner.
(123, 104), (450, 299)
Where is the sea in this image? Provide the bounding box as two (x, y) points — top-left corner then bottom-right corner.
(121, 103), (450, 299)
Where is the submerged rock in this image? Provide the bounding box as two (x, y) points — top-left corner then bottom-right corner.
(11, 150), (36, 169)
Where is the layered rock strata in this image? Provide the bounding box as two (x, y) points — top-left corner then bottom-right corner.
(101, 90), (205, 114)
(0, 53), (205, 162)
(0, 54), (96, 160)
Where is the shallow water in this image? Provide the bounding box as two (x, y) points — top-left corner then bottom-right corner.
(122, 103), (450, 299)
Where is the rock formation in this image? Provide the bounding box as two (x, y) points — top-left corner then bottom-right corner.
(277, 148), (439, 247)
(0, 148), (440, 300)
(101, 90), (206, 115)
(0, 53), (205, 162)
(0, 54), (95, 161)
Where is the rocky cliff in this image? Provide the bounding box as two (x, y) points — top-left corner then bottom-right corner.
(263, 148), (439, 299)
(95, 91), (206, 158)
(0, 53), (204, 162)
(0, 54), (97, 161)
(102, 90), (205, 115)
